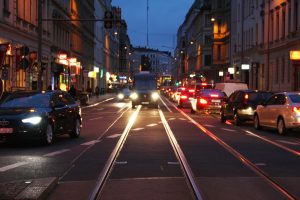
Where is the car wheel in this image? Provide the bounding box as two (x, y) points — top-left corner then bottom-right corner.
(220, 111), (226, 123)
(42, 124), (53, 145)
(277, 118), (287, 135)
(234, 112), (241, 126)
(70, 118), (81, 138)
(254, 115), (261, 130)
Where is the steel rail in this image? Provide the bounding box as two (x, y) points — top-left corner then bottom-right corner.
(89, 106), (141, 200)
(173, 105), (297, 200)
(159, 108), (203, 200)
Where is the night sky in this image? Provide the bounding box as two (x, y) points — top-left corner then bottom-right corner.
(112, 0), (194, 54)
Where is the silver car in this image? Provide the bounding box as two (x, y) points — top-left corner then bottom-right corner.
(254, 92), (300, 135)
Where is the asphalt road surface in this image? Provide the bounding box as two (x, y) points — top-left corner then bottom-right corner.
(0, 95), (300, 200)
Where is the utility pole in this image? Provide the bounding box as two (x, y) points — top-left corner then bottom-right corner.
(147, 0), (149, 47)
(37, 0), (42, 90)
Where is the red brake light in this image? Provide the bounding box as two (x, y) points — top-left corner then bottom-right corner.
(293, 107), (300, 113)
(180, 95), (188, 99)
(201, 83), (207, 86)
(199, 98), (208, 104)
(189, 89), (195, 93)
(210, 94), (219, 98)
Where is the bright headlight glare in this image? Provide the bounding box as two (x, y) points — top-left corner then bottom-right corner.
(130, 92), (138, 100)
(118, 93), (124, 99)
(22, 116), (42, 125)
(151, 92), (159, 100)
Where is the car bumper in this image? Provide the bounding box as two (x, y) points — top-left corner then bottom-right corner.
(0, 125), (46, 141)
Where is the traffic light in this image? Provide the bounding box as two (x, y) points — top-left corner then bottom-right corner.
(114, 7), (122, 27)
(104, 11), (113, 29)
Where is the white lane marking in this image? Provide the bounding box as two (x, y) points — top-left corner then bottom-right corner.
(115, 161), (128, 165)
(245, 130), (300, 156)
(117, 105), (128, 113)
(168, 118), (176, 121)
(106, 134), (122, 139)
(159, 96), (172, 113)
(0, 162), (28, 172)
(179, 118), (186, 121)
(97, 108), (104, 111)
(167, 162), (179, 165)
(83, 98), (115, 109)
(81, 140), (101, 146)
(147, 123), (158, 127)
(89, 116), (104, 121)
(158, 121), (163, 124)
(221, 128), (236, 132)
(255, 163), (266, 166)
(131, 128), (145, 131)
(204, 124), (215, 128)
(43, 149), (70, 157)
(277, 140), (300, 146)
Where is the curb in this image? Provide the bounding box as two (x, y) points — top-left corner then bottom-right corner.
(0, 177), (58, 200)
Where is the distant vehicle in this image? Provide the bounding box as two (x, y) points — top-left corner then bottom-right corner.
(131, 72), (159, 108)
(117, 87), (131, 101)
(190, 89), (225, 114)
(177, 90), (193, 108)
(215, 82), (248, 97)
(172, 87), (186, 102)
(254, 92), (300, 135)
(0, 91), (81, 145)
(220, 90), (273, 125)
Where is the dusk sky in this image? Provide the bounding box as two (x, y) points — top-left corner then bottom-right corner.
(112, 0), (194, 53)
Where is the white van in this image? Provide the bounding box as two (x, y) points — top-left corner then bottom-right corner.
(214, 82), (248, 96)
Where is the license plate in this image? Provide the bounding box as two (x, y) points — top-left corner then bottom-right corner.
(211, 99), (221, 103)
(0, 128), (13, 134)
(141, 102), (150, 104)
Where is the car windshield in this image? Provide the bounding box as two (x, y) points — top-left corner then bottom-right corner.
(134, 75), (157, 90)
(0, 93), (51, 108)
(289, 94), (300, 103)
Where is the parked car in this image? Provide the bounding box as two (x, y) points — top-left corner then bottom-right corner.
(190, 89), (225, 114)
(0, 90), (81, 145)
(220, 90), (273, 125)
(254, 92), (300, 135)
(215, 82), (248, 97)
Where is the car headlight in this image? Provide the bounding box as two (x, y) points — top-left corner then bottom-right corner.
(22, 116), (42, 125)
(130, 92), (138, 100)
(118, 93), (125, 99)
(151, 92), (159, 100)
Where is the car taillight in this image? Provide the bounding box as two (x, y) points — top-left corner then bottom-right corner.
(189, 89), (195, 93)
(292, 107), (300, 113)
(198, 98), (208, 104)
(180, 95), (188, 99)
(210, 94), (219, 98)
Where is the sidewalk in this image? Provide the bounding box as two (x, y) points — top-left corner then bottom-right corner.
(0, 94), (115, 200)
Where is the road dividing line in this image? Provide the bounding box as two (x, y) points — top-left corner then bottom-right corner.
(159, 109), (203, 200)
(131, 128), (144, 131)
(147, 123), (158, 127)
(83, 98), (115, 109)
(90, 106), (141, 200)
(244, 131), (300, 156)
(89, 116), (104, 121)
(221, 128), (236, 132)
(81, 140), (101, 146)
(0, 162), (28, 172)
(168, 118), (176, 121)
(277, 140), (300, 146)
(106, 134), (122, 139)
(167, 162), (179, 165)
(255, 163), (267, 166)
(172, 105), (297, 199)
(159, 96), (172, 113)
(43, 149), (70, 157)
(204, 124), (215, 128)
(115, 161), (128, 165)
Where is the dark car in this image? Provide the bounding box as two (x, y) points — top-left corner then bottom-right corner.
(0, 90), (82, 145)
(220, 90), (273, 125)
(190, 89), (225, 114)
(131, 73), (159, 108)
